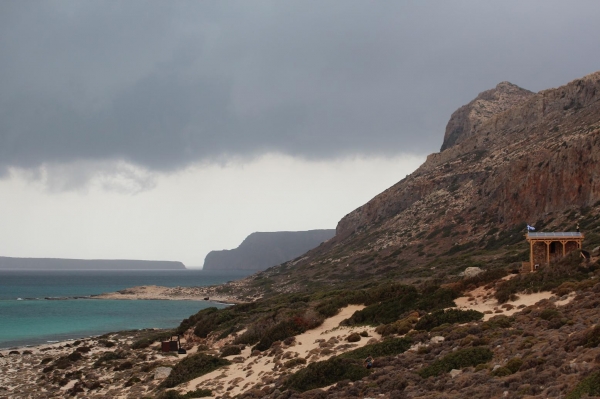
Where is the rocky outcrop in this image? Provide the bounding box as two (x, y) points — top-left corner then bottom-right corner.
(252, 71), (600, 290)
(0, 257), (186, 270)
(440, 82), (534, 151)
(337, 71), (600, 239)
(202, 230), (335, 272)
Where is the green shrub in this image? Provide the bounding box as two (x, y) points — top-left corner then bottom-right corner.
(482, 315), (513, 330)
(157, 389), (213, 399)
(160, 354), (230, 388)
(566, 371), (600, 399)
(340, 337), (411, 360)
(414, 309), (483, 331)
(252, 319), (304, 351)
(93, 351), (124, 368)
(495, 252), (589, 303)
(491, 366), (512, 377)
(418, 347), (493, 378)
(505, 357), (523, 374)
(283, 357), (369, 392)
(284, 357), (307, 368)
(220, 346), (241, 357)
(131, 330), (175, 349)
(346, 333), (361, 342)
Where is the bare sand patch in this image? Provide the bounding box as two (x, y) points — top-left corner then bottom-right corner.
(179, 305), (380, 398)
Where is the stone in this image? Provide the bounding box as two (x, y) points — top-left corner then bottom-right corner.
(449, 369), (462, 378)
(464, 267), (484, 278)
(154, 367), (172, 380)
(430, 336), (445, 344)
(592, 246), (600, 257)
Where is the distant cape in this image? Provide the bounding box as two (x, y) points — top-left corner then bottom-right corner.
(0, 257), (186, 270)
(202, 229), (335, 272)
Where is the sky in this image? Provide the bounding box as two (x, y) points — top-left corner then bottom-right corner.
(1, 1), (600, 268)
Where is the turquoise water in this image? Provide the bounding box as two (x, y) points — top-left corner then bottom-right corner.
(0, 270), (250, 348)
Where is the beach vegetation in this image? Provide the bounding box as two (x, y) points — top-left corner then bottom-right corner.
(283, 357), (370, 392)
(417, 347), (493, 378)
(160, 353), (230, 388)
(414, 309), (483, 331)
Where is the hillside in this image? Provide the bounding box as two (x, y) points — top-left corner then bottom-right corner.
(0, 257), (186, 270)
(3, 71), (600, 399)
(238, 71), (600, 295)
(202, 230), (335, 272)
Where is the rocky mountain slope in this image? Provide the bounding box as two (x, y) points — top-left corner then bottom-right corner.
(243, 71), (600, 294)
(202, 230), (335, 272)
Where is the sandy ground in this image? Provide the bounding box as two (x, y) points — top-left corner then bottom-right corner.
(92, 285), (245, 304)
(454, 275), (575, 320)
(1, 277), (580, 399)
(176, 305), (379, 398)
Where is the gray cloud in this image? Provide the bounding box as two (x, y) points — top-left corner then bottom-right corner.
(2, 1), (600, 174)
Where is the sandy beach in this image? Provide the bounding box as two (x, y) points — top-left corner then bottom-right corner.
(91, 284), (249, 304)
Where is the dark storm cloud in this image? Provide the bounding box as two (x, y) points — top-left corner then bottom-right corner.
(1, 1), (600, 173)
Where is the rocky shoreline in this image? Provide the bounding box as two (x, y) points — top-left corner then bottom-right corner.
(90, 284), (251, 304)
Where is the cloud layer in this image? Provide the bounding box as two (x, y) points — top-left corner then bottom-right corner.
(2, 1), (600, 175)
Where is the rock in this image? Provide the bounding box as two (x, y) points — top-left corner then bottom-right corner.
(592, 246), (600, 257)
(154, 367), (172, 380)
(430, 336), (445, 344)
(8, 351), (20, 355)
(449, 369), (462, 378)
(492, 365), (502, 371)
(464, 267), (484, 278)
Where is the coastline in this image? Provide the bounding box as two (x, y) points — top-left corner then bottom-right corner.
(89, 284), (249, 304)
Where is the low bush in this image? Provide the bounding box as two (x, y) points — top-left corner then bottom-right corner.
(220, 345), (242, 357)
(414, 309), (483, 331)
(283, 357), (369, 392)
(346, 333), (361, 342)
(565, 325), (600, 351)
(284, 357), (307, 368)
(566, 371), (600, 399)
(131, 330), (175, 349)
(505, 357), (523, 374)
(418, 347), (493, 378)
(157, 389), (213, 399)
(491, 366), (512, 377)
(495, 252), (590, 303)
(93, 351), (125, 368)
(482, 315), (513, 330)
(340, 337), (411, 360)
(160, 354), (230, 388)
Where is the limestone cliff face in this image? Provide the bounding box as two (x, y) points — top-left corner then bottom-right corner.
(247, 71), (600, 292)
(440, 82), (534, 151)
(202, 230), (335, 272)
(337, 71), (600, 240)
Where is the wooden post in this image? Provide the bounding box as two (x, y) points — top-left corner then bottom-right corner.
(529, 240), (534, 272)
(545, 241), (550, 264)
(561, 240), (566, 256)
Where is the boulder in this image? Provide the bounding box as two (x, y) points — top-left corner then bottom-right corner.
(450, 369), (462, 378)
(154, 367), (172, 380)
(464, 267), (484, 278)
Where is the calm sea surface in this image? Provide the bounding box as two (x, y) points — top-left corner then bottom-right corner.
(0, 270), (250, 348)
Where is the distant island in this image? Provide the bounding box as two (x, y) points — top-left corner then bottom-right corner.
(0, 257), (186, 270)
(202, 229), (335, 272)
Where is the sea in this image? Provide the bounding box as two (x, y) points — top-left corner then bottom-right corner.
(0, 270), (250, 349)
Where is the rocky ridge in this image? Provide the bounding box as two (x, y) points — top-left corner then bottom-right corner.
(235, 71), (600, 295)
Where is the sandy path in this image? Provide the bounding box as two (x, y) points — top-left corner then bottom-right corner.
(180, 305), (380, 398)
(454, 276), (574, 320)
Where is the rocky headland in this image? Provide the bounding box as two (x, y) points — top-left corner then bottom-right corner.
(3, 70), (600, 398)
